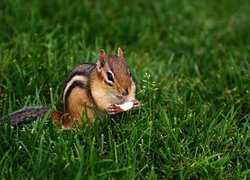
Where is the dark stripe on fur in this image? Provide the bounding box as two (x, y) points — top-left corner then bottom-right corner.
(63, 63), (96, 112)
(65, 63), (96, 86)
(65, 81), (85, 103)
(64, 80), (97, 113)
(63, 63), (99, 113)
(0, 107), (49, 125)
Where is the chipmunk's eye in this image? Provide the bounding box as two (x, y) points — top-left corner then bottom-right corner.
(107, 72), (114, 82)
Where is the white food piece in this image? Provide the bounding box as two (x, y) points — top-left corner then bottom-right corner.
(117, 101), (134, 111)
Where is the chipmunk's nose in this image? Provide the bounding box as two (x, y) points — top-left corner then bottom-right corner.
(122, 88), (129, 96)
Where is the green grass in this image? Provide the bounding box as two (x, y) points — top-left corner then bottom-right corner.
(0, 0), (250, 179)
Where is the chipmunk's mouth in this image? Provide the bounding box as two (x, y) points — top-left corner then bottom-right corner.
(116, 95), (124, 101)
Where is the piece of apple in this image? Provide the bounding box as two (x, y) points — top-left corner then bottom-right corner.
(116, 101), (134, 111)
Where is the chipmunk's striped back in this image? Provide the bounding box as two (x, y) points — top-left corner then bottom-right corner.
(63, 63), (96, 113)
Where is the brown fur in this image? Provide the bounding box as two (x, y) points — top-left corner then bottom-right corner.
(63, 86), (95, 128)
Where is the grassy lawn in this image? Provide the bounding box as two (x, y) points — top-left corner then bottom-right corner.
(0, 0), (249, 179)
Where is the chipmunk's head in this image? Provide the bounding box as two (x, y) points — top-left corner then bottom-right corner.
(96, 48), (135, 103)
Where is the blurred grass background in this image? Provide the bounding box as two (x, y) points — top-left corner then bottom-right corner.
(0, 0), (249, 179)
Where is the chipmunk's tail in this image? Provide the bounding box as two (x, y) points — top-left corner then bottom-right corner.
(0, 107), (58, 125)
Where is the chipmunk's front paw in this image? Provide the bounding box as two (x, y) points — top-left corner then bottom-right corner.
(107, 104), (124, 115)
(132, 99), (140, 109)
(108, 100), (139, 115)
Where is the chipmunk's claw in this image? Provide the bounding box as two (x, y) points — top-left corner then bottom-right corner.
(107, 104), (124, 115)
(132, 99), (140, 109)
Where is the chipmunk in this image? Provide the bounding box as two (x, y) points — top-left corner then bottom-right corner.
(0, 48), (139, 128)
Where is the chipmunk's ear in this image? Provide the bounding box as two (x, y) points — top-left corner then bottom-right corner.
(97, 49), (108, 71)
(117, 47), (124, 58)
